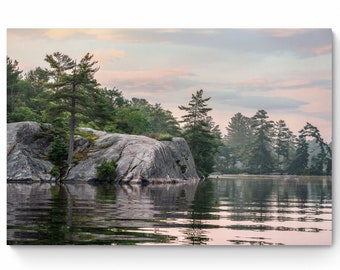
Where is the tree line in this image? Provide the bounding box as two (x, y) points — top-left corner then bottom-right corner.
(7, 52), (331, 177)
(216, 111), (332, 175)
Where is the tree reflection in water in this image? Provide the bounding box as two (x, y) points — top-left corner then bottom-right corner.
(7, 176), (332, 245)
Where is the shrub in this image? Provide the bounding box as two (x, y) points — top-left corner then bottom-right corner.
(48, 136), (68, 166)
(96, 159), (117, 182)
(50, 166), (61, 178)
(175, 159), (187, 173)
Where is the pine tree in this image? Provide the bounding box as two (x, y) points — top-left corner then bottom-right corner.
(179, 89), (220, 177)
(226, 112), (252, 146)
(44, 52), (99, 167)
(288, 132), (309, 175)
(273, 120), (295, 171)
(7, 57), (23, 114)
(225, 112), (253, 166)
(247, 110), (275, 174)
(298, 122), (332, 175)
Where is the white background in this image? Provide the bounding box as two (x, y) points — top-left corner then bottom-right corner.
(1, 1), (339, 269)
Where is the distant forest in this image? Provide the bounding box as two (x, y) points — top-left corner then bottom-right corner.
(7, 53), (332, 177)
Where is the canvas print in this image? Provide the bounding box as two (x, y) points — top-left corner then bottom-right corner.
(7, 28), (332, 245)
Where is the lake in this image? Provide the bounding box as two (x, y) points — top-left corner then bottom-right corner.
(7, 175), (332, 245)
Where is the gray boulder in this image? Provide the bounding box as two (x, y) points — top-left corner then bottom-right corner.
(66, 128), (199, 183)
(7, 122), (199, 183)
(7, 121), (54, 181)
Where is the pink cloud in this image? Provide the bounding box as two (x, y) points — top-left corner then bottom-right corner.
(43, 29), (79, 39)
(92, 48), (125, 65)
(313, 44), (332, 55)
(42, 29), (119, 40)
(229, 70), (331, 91)
(7, 29), (121, 41)
(97, 68), (193, 82)
(96, 68), (194, 90)
(226, 78), (312, 91)
(258, 29), (314, 38)
(267, 87), (331, 115)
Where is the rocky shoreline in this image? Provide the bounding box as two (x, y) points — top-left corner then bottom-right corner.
(7, 121), (199, 184)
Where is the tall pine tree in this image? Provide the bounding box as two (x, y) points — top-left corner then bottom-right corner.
(273, 120), (295, 171)
(247, 110), (275, 174)
(288, 131), (309, 175)
(45, 52), (99, 167)
(179, 89), (220, 177)
(7, 57), (23, 114)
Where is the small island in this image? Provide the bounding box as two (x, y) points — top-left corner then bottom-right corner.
(7, 121), (199, 184)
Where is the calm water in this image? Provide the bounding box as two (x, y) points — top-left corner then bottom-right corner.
(7, 175), (332, 245)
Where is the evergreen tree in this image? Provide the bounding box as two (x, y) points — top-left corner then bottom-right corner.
(114, 98), (181, 136)
(298, 122), (332, 175)
(288, 132), (309, 175)
(215, 139), (237, 173)
(179, 89), (219, 177)
(7, 57), (23, 114)
(273, 120), (295, 171)
(44, 52), (99, 167)
(226, 112), (252, 146)
(225, 112), (253, 166)
(246, 110), (275, 174)
(148, 103), (181, 136)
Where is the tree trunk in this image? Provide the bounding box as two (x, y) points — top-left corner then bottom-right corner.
(67, 84), (76, 166)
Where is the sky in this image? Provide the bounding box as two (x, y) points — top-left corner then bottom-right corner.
(7, 28), (333, 142)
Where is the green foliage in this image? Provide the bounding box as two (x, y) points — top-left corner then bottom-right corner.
(156, 133), (173, 141)
(146, 133), (173, 141)
(48, 137), (68, 167)
(74, 129), (99, 143)
(217, 110), (332, 176)
(44, 52), (100, 166)
(7, 53), (331, 176)
(175, 160), (187, 173)
(273, 119), (295, 171)
(96, 159), (117, 182)
(50, 166), (61, 178)
(245, 110), (275, 173)
(179, 89), (221, 177)
(7, 106), (42, 123)
(7, 56), (23, 114)
(7, 53), (180, 142)
(114, 107), (151, 134)
(226, 112), (253, 147)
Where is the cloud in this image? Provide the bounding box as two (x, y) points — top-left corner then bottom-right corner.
(219, 76), (332, 94)
(96, 68), (196, 92)
(8, 28), (332, 59)
(302, 44), (332, 56)
(92, 48), (125, 65)
(258, 29), (315, 38)
(210, 90), (308, 111)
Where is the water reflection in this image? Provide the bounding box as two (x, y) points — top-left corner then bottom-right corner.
(7, 176), (332, 245)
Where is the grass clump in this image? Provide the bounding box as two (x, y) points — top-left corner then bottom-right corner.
(75, 129), (99, 143)
(145, 133), (173, 141)
(156, 133), (173, 141)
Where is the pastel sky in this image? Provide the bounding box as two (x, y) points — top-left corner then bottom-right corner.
(7, 28), (333, 142)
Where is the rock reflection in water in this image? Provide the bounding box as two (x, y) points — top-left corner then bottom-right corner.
(7, 176), (332, 245)
(7, 181), (200, 245)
